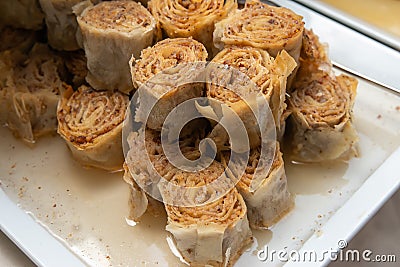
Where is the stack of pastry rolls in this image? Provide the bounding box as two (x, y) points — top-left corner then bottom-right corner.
(76, 0), (160, 94)
(286, 29), (358, 162)
(148, 0), (237, 56)
(58, 0), (160, 170)
(0, 0), (360, 265)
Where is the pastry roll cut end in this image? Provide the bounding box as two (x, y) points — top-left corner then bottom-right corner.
(131, 38), (208, 130)
(213, 0), (304, 58)
(288, 72), (359, 162)
(77, 0), (160, 93)
(160, 156), (252, 266)
(80, 1), (155, 34)
(165, 188), (252, 266)
(57, 85), (129, 171)
(148, 0), (237, 56)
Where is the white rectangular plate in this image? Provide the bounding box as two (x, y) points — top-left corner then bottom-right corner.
(1, 69), (400, 266)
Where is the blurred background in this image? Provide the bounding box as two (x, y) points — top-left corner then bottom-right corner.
(322, 0), (400, 37)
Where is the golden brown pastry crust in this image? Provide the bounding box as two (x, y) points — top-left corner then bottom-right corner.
(213, 0), (304, 88)
(288, 71), (358, 162)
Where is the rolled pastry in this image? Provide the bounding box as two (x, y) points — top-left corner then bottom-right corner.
(1, 43), (68, 143)
(123, 161), (165, 221)
(287, 29), (358, 162)
(148, 0), (236, 55)
(131, 38), (208, 130)
(214, 0), (304, 60)
(297, 29), (330, 76)
(57, 85), (129, 171)
(213, 0), (304, 88)
(0, 0), (44, 30)
(39, 0), (90, 51)
(288, 71), (358, 162)
(222, 142), (294, 228)
(205, 46), (296, 148)
(76, 0), (159, 93)
(125, 119), (209, 200)
(164, 167), (252, 266)
(125, 127), (178, 199)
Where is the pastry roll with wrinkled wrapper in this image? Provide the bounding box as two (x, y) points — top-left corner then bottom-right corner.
(39, 0), (91, 51)
(57, 85), (129, 171)
(1, 43), (68, 143)
(201, 46), (296, 149)
(214, 0), (304, 60)
(76, 0), (159, 93)
(148, 0), (236, 55)
(0, 0), (44, 30)
(131, 38), (208, 130)
(125, 127), (178, 203)
(125, 119), (209, 203)
(213, 0), (304, 87)
(288, 72), (358, 162)
(163, 164), (252, 266)
(222, 142), (294, 228)
(287, 29), (359, 162)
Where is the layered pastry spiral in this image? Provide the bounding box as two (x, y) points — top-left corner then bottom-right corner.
(214, 0), (304, 61)
(131, 38), (208, 88)
(131, 38), (208, 130)
(57, 85), (129, 171)
(148, 0), (236, 55)
(125, 119), (209, 203)
(287, 29), (358, 162)
(213, 0), (304, 88)
(222, 142), (294, 228)
(125, 127), (178, 200)
(288, 72), (358, 162)
(204, 46), (296, 148)
(1, 43), (68, 143)
(164, 170), (252, 266)
(77, 0), (159, 93)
